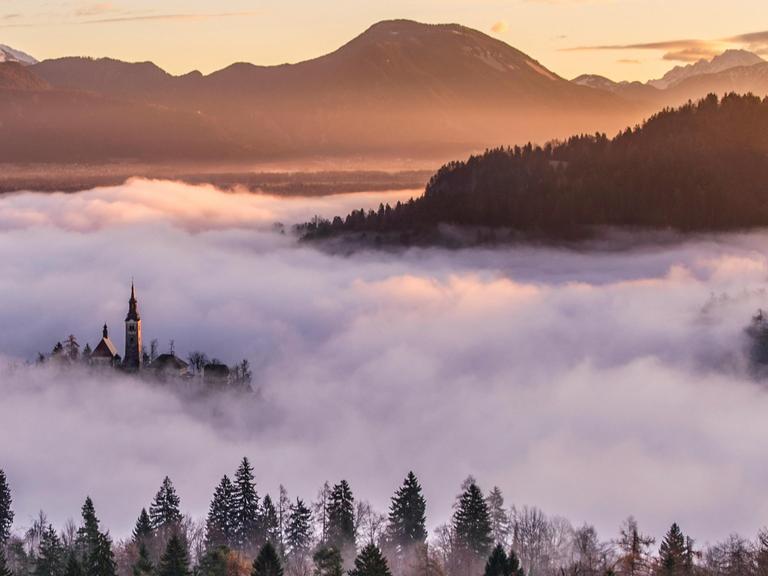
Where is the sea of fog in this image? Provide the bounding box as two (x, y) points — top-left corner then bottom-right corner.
(1, 178), (768, 545)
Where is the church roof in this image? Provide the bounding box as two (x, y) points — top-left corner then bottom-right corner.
(151, 353), (189, 372)
(91, 323), (118, 359)
(92, 336), (118, 359)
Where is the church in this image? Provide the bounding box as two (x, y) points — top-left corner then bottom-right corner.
(86, 283), (209, 380)
(88, 282), (144, 370)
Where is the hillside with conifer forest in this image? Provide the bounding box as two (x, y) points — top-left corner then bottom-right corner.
(301, 94), (768, 243)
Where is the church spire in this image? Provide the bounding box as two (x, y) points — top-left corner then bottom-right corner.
(103, 323), (108, 338)
(126, 280), (140, 321)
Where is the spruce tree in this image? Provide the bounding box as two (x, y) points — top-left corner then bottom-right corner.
(157, 534), (190, 576)
(234, 458), (260, 551)
(507, 549), (524, 576)
(132, 509), (153, 544)
(0, 549), (12, 576)
(261, 496), (280, 546)
(327, 481), (355, 553)
(348, 544), (392, 576)
(63, 552), (82, 576)
(286, 499), (312, 558)
(206, 476), (235, 550)
(132, 542), (154, 576)
(483, 545), (509, 576)
(150, 477), (182, 530)
(453, 482), (493, 558)
(313, 547), (343, 576)
(252, 542), (283, 576)
(76, 497), (116, 576)
(387, 472), (427, 549)
(0, 470), (13, 545)
(34, 525), (64, 576)
(658, 524), (691, 576)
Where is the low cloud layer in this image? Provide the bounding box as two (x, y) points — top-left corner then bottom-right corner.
(1, 180), (768, 546)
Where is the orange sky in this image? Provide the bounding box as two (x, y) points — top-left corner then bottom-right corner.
(1, 0), (766, 81)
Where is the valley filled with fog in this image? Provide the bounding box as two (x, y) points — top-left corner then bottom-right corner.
(2, 179), (768, 545)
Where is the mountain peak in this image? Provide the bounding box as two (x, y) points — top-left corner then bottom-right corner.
(649, 49), (765, 89)
(0, 44), (38, 66)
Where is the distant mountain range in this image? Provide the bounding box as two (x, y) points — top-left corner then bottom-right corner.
(2, 21), (768, 164)
(573, 49), (768, 107)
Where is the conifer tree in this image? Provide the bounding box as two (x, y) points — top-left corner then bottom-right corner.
(277, 486), (290, 557)
(63, 551), (82, 576)
(327, 481), (355, 554)
(206, 476), (235, 550)
(348, 544), (392, 576)
(658, 524), (692, 576)
(197, 547), (229, 576)
(507, 549), (524, 576)
(0, 549), (12, 576)
(313, 547), (343, 576)
(0, 470), (13, 545)
(132, 542), (154, 576)
(132, 509), (153, 544)
(234, 458), (260, 551)
(150, 477), (182, 530)
(388, 472), (427, 549)
(157, 534), (191, 576)
(483, 544), (509, 576)
(252, 542), (283, 576)
(453, 482), (493, 558)
(286, 499), (312, 559)
(486, 488), (509, 548)
(261, 495), (280, 546)
(76, 497), (116, 576)
(34, 525), (64, 576)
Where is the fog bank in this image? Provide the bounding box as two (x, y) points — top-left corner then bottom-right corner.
(1, 179), (767, 545)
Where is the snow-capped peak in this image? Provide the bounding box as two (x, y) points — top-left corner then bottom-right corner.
(0, 44), (38, 66)
(649, 49), (765, 89)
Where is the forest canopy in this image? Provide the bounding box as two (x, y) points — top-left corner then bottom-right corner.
(301, 94), (768, 243)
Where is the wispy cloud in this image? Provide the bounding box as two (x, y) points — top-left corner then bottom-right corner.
(83, 11), (259, 24)
(564, 30), (768, 62)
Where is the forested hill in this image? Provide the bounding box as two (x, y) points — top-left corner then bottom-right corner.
(301, 94), (768, 243)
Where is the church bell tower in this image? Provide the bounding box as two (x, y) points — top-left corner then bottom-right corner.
(124, 281), (143, 371)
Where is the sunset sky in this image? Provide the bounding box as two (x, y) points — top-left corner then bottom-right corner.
(1, 0), (767, 82)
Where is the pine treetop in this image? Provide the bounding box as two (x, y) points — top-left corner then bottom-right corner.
(252, 542), (284, 576)
(348, 544), (392, 576)
(388, 472), (427, 548)
(327, 481), (355, 551)
(150, 477), (182, 530)
(206, 475), (235, 550)
(286, 498), (312, 557)
(453, 482), (493, 558)
(234, 458), (261, 550)
(132, 509), (152, 544)
(158, 533), (191, 576)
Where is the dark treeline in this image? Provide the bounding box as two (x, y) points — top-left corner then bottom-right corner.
(301, 93), (768, 243)
(1, 465), (768, 576)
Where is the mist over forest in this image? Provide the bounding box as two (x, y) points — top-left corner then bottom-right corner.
(1, 179), (768, 559)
